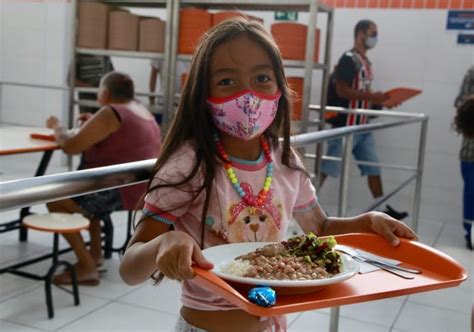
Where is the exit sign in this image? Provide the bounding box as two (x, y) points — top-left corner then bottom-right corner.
(274, 11), (298, 21)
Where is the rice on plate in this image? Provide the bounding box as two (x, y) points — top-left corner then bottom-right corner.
(220, 233), (342, 281)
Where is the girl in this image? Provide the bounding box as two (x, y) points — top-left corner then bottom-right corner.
(453, 96), (474, 250)
(47, 72), (161, 285)
(119, 18), (417, 332)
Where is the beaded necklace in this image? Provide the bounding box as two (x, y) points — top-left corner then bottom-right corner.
(214, 134), (273, 209)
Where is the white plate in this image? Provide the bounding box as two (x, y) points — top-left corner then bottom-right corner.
(203, 242), (359, 289)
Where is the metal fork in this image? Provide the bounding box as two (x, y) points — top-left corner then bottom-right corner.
(336, 245), (422, 274)
(336, 246), (421, 279)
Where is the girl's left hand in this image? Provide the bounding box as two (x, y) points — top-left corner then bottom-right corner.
(368, 211), (418, 246)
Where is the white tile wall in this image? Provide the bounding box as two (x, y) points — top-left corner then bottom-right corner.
(0, 5), (471, 227)
(2, 1), (46, 30)
(2, 55), (46, 85)
(313, 9), (472, 224)
(0, 1), (3, 121)
(0, 0), (69, 125)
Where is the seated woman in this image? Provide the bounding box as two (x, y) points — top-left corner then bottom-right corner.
(46, 71), (161, 285)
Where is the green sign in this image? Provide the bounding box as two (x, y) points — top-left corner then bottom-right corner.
(274, 11), (298, 21)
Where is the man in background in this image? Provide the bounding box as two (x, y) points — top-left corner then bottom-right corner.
(75, 54), (114, 114)
(149, 58), (188, 108)
(320, 19), (408, 220)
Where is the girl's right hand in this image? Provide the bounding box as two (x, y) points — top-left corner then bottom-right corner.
(155, 231), (214, 280)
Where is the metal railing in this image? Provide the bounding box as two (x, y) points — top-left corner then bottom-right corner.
(309, 105), (428, 332)
(1, 113), (428, 220)
(0, 109), (428, 332)
(309, 105), (428, 225)
(306, 105), (429, 220)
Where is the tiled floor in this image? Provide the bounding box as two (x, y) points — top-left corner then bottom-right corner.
(0, 153), (472, 332)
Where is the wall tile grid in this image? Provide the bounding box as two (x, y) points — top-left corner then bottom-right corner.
(313, 9), (471, 223)
(1, 2), (471, 225)
(0, 0), (3, 79)
(0, 0), (69, 126)
(323, 0), (473, 8)
(0, 1), (3, 121)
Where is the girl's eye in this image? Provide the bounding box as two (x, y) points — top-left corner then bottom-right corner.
(256, 75), (271, 83)
(218, 78), (234, 86)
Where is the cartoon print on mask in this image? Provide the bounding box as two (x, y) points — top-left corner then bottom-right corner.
(234, 94), (263, 135)
(227, 183), (282, 242)
(270, 99), (278, 117)
(208, 91), (280, 140)
(237, 93), (262, 116)
(236, 119), (260, 138)
(219, 121), (236, 137)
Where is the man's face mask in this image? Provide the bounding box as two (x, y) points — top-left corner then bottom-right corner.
(365, 31), (378, 49)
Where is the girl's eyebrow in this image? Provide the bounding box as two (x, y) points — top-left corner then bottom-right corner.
(211, 64), (274, 77)
(252, 64), (273, 71)
(211, 68), (237, 76)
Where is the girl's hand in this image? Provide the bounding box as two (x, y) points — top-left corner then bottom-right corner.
(155, 231), (214, 280)
(46, 116), (60, 129)
(368, 211), (418, 246)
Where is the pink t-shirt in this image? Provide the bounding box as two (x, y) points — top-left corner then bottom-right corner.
(144, 140), (317, 311)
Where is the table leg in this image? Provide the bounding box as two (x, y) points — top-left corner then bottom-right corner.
(329, 307), (340, 332)
(19, 150), (54, 242)
(103, 215), (114, 259)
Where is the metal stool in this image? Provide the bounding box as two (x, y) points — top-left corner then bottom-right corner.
(103, 211), (133, 259)
(20, 213), (89, 318)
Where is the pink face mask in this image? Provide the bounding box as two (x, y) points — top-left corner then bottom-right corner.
(207, 90), (281, 141)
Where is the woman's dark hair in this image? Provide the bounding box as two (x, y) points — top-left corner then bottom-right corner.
(143, 17), (300, 248)
(454, 96), (474, 138)
(354, 19), (376, 38)
(101, 71), (134, 102)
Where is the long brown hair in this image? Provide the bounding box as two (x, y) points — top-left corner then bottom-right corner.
(145, 18), (299, 247)
(453, 96), (474, 138)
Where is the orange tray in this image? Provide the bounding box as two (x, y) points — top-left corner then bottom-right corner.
(30, 133), (55, 141)
(193, 233), (467, 317)
(382, 87), (422, 107)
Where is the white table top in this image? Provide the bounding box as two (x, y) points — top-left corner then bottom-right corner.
(0, 124), (58, 156)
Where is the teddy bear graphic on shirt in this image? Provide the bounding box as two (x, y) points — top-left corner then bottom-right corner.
(226, 183), (282, 242)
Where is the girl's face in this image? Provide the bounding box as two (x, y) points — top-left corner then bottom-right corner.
(209, 35), (278, 99)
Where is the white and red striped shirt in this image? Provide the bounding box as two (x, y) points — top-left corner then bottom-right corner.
(346, 51), (373, 126)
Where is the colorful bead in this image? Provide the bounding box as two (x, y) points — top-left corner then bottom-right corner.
(215, 134), (273, 208)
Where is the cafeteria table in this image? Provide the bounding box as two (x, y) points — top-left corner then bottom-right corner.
(0, 124), (59, 241)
